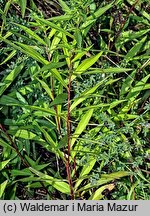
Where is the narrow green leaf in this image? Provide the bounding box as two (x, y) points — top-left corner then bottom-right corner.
(120, 70), (136, 98)
(25, 155), (36, 167)
(0, 95), (56, 116)
(84, 67), (132, 74)
(0, 138), (15, 151)
(0, 180), (8, 198)
(20, 0), (27, 18)
(75, 52), (103, 74)
(14, 23), (46, 45)
(142, 11), (150, 21)
(48, 15), (72, 21)
(114, 114), (138, 121)
(80, 1), (114, 34)
(70, 77), (107, 112)
(74, 29), (82, 48)
(77, 171), (130, 192)
(71, 109), (93, 147)
(124, 36), (147, 61)
(50, 68), (68, 89)
(58, 0), (71, 13)
(81, 19), (96, 36)
(89, 184), (115, 200)
(121, 74), (150, 113)
(72, 52), (103, 80)
(14, 129), (45, 142)
(0, 63), (24, 97)
(0, 50), (16, 65)
(87, 1), (114, 20)
(109, 99), (126, 109)
(3, 0), (11, 15)
(0, 159), (10, 171)
(29, 167), (70, 194)
(34, 17), (74, 39)
(15, 42), (48, 64)
(36, 78), (54, 100)
(74, 158), (96, 190)
(62, 34), (71, 68)
(49, 93), (67, 107)
(71, 46), (92, 63)
(11, 168), (32, 176)
(33, 163), (50, 171)
(0, 36), (48, 64)
(50, 32), (62, 54)
(118, 29), (150, 45)
(40, 62), (66, 72)
(35, 124), (56, 148)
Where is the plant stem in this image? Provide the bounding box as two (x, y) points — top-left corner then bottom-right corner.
(66, 74), (74, 199)
(110, 0), (140, 50)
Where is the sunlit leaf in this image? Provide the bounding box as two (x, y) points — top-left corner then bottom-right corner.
(0, 159), (10, 171)
(89, 184), (115, 200)
(14, 23), (46, 45)
(0, 180), (8, 198)
(20, 0), (27, 18)
(0, 63), (24, 97)
(71, 109), (93, 147)
(29, 167), (70, 194)
(74, 158), (96, 190)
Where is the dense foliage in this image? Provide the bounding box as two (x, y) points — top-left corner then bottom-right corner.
(0, 0), (150, 200)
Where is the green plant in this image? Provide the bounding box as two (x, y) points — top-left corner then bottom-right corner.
(0, 0), (149, 200)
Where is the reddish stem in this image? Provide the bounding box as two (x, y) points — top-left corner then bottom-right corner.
(110, 0), (140, 50)
(66, 74), (74, 199)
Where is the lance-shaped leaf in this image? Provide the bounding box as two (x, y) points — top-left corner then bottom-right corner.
(80, 1), (114, 35)
(34, 17), (74, 39)
(13, 129), (45, 142)
(77, 171), (130, 193)
(49, 32), (62, 55)
(0, 159), (10, 171)
(20, 0), (27, 18)
(58, 0), (71, 13)
(37, 78), (54, 100)
(0, 63), (24, 97)
(48, 15), (73, 21)
(71, 109), (93, 148)
(15, 42), (48, 64)
(124, 36), (147, 61)
(89, 184), (115, 200)
(0, 50), (16, 65)
(74, 158), (96, 190)
(29, 167), (70, 194)
(49, 93), (68, 107)
(0, 36), (48, 65)
(70, 77), (107, 112)
(121, 74), (150, 113)
(84, 67), (132, 74)
(0, 180), (8, 198)
(0, 95), (56, 116)
(87, 1), (114, 21)
(50, 68), (68, 89)
(40, 62), (66, 72)
(72, 52), (103, 80)
(13, 23), (46, 45)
